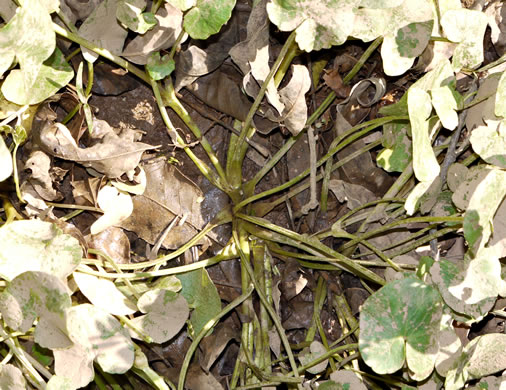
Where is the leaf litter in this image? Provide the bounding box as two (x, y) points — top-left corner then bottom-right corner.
(0, 0), (506, 389)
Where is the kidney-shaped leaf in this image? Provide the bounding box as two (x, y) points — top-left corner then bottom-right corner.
(441, 9), (488, 71)
(130, 289), (189, 343)
(0, 220), (82, 281)
(0, 364), (26, 390)
(359, 276), (443, 381)
(0, 271), (72, 349)
(183, 0), (236, 40)
(177, 268), (221, 336)
(463, 168), (506, 253)
(267, 0), (361, 52)
(470, 121), (506, 168)
(445, 334), (506, 390)
(54, 304), (134, 388)
(430, 246), (504, 321)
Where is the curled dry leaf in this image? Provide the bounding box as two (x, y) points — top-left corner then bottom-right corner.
(88, 226), (131, 264)
(78, 0), (128, 63)
(23, 150), (64, 201)
(32, 102), (157, 178)
(266, 64), (311, 136)
(122, 3), (184, 65)
(119, 158), (206, 249)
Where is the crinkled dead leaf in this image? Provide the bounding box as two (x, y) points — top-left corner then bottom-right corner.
(0, 220), (82, 281)
(229, 0), (284, 113)
(91, 185), (133, 235)
(54, 304), (134, 388)
(199, 322), (239, 371)
(119, 158), (206, 249)
(23, 150), (63, 201)
(329, 370), (367, 390)
(130, 289), (189, 343)
(122, 3), (183, 65)
(266, 64), (311, 136)
(328, 179), (377, 210)
(32, 105), (157, 178)
(88, 226), (131, 264)
(78, 0), (128, 63)
(0, 271), (72, 349)
(73, 269), (137, 315)
(485, 1), (506, 57)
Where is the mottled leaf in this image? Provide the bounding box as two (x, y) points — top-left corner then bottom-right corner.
(359, 276), (443, 380)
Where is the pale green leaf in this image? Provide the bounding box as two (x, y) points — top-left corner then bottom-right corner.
(405, 179), (432, 215)
(130, 289), (189, 343)
(0, 271), (72, 348)
(73, 270), (137, 315)
(359, 276), (443, 380)
(464, 168), (506, 252)
(441, 9), (487, 71)
(430, 246), (504, 321)
(1, 48), (73, 105)
(177, 268), (221, 336)
(496, 71), (506, 118)
(146, 52), (175, 80)
(183, 0), (236, 40)
(299, 341), (328, 374)
(408, 87), (440, 182)
(167, 0), (195, 11)
(117, 0), (156, 34)
(0, 135), (13, 181)
(431, 85), (458, 130)
(0, 220), (82, 281)
(376, 122), (411, 172)
(470, 122), (506, 168)
(46, 376), (74, 390)
(267, 0), (361, 52)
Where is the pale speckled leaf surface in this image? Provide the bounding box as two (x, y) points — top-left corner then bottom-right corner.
(441, 9), (488, 71)
(0, 220), (82, 281)
(408, 88), (440, 182)
(130, 289), (189, 343)
(0, 271), (72, 349)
